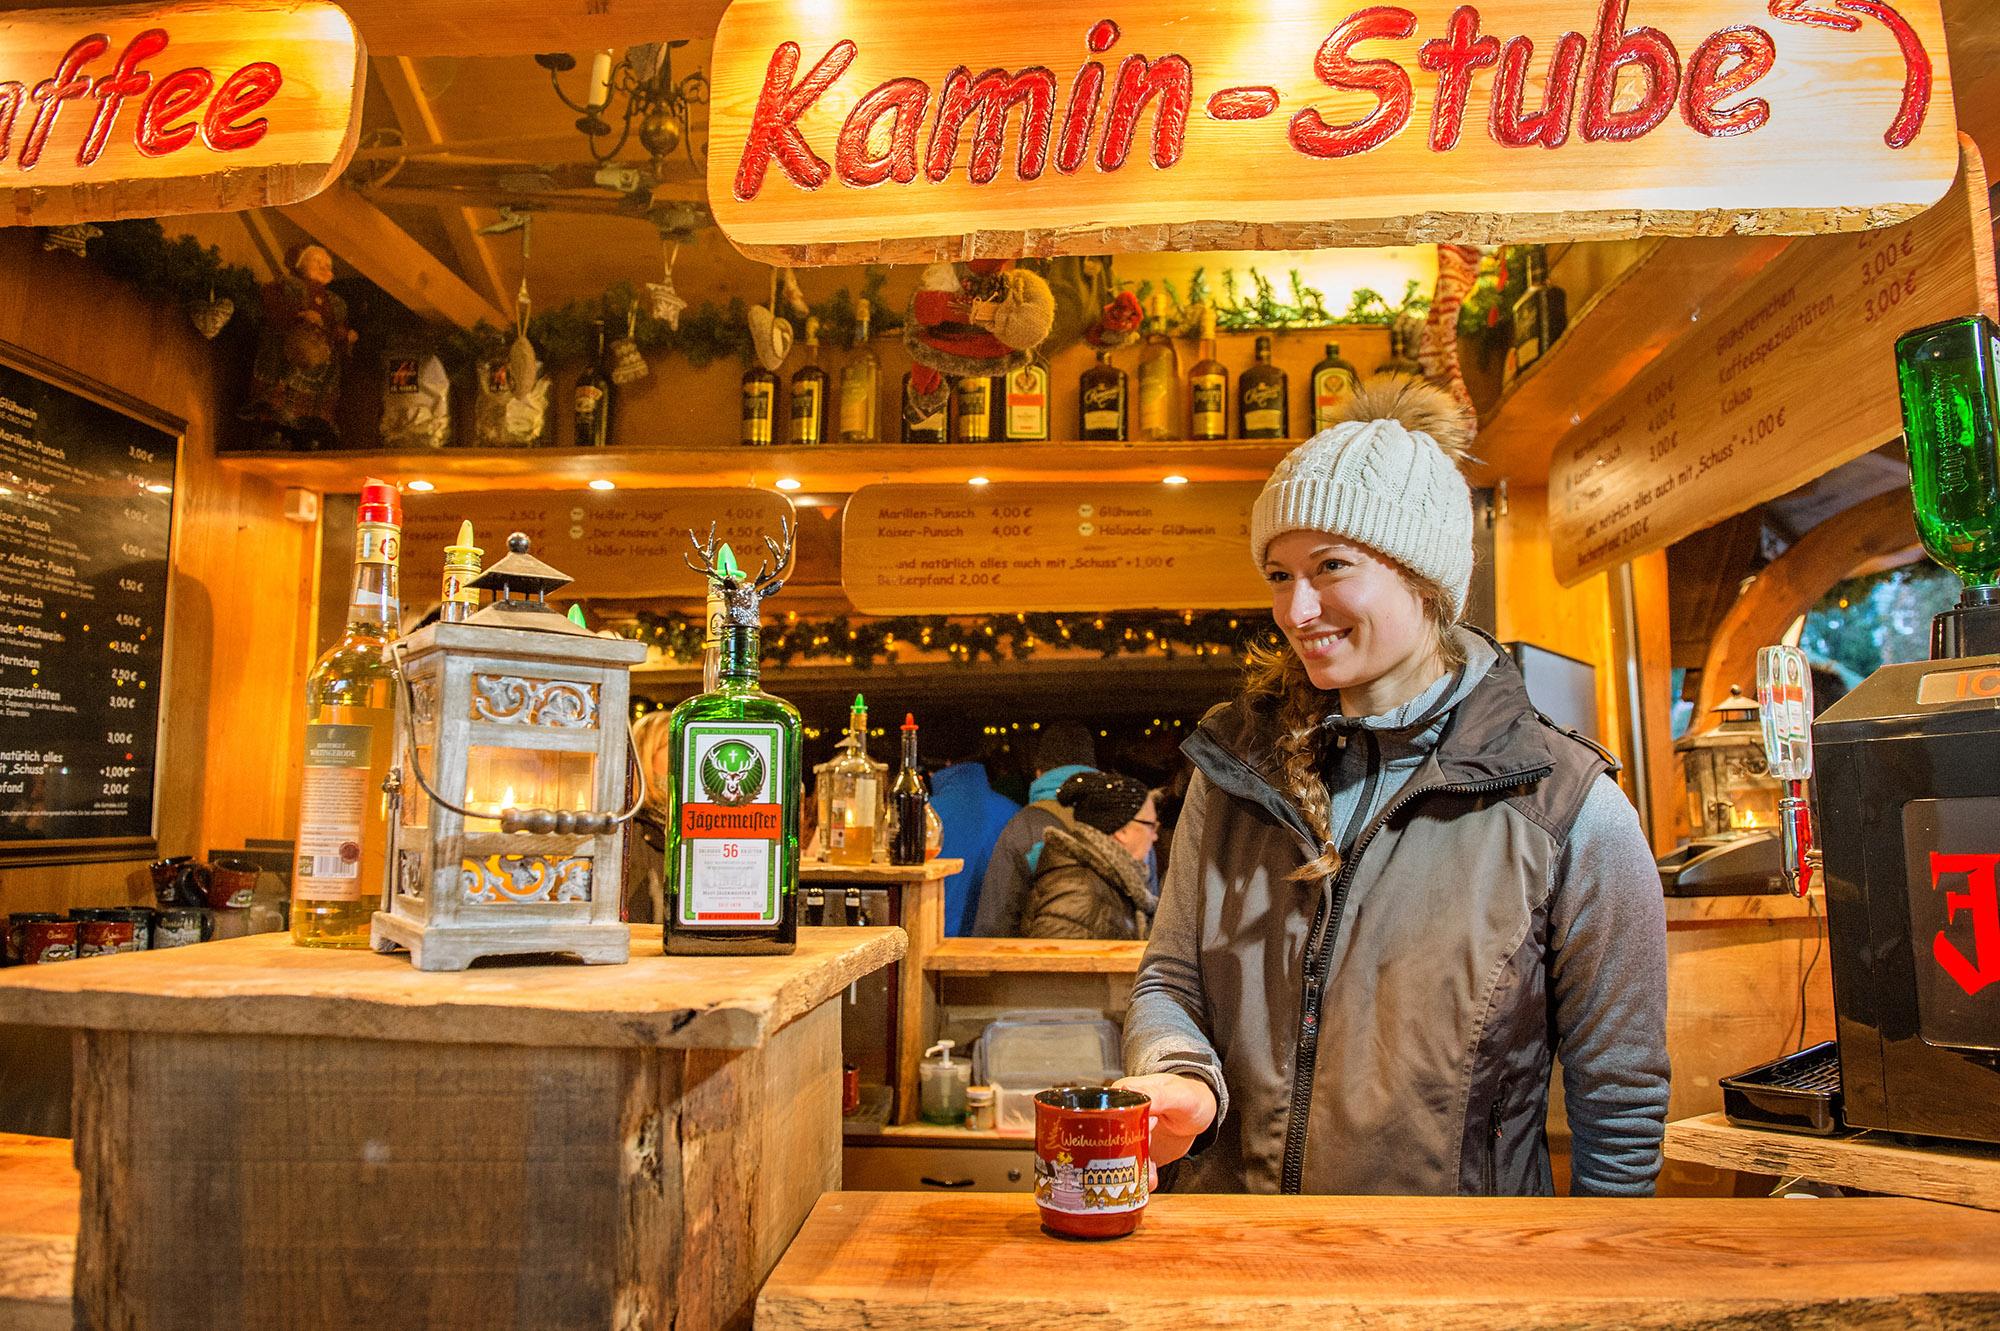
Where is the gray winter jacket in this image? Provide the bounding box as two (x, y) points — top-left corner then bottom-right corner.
(1022, 822), (1155, 940)
(1124, 630), (1669, 1196)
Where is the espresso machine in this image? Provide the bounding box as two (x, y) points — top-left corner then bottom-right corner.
(1727, 315), (2000, 1145)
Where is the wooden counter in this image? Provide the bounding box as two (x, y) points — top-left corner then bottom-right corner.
(0, 925), (903, 1331)
(0, 1134), (75, 1331)
(1666, 1112), (2000, 1211)
(757, 1193), (2000, 1329)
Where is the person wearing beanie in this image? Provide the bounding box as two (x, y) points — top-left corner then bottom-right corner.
(970, 721), (1100, 935)
(1019, 773), (1158, 940)
(1119, 376), (1669, 1200)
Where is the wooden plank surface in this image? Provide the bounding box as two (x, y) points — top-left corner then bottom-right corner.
(925, 938), (1146, 974)
(758, 1193), (2000, 1330)
(1663, 889), (1822, 926)
(0, 925), (902, 1049)
(800, 859), (961, 885)
(0, 1134), (76, 1331)
(1665, 1112), (2000, 1211)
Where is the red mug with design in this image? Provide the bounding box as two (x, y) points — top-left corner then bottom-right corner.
(1034, 1086), (1150, 1239)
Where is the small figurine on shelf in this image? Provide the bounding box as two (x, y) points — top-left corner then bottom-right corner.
(241, 243), (356, 451)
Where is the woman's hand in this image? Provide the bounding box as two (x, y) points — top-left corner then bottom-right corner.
(1114, 1072), (1217, 1188)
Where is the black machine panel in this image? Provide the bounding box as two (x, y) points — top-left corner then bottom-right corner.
(1815, 654), (2000, 1145)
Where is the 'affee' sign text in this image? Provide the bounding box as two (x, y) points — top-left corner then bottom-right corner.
(708, 0), (1956, 263)
(0, 1), (364, 226)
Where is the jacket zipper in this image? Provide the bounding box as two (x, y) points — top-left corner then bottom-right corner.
(1278, 765), (1554, 1195)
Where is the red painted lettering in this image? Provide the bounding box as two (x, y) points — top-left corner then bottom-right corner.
(837, 76), (928, 186)
(1836, 0), (1930, 148)
(201, 59), (280, 151)
(79, 28), (167, 166)
(732, 40), (855, 202)
(0, 84), (22, 163)
(1489, 33), (1585, 148)
(1055, 21), (1119, 173)
(1680, 26), (1774, 138)
(135, 66), (210, 156)
(21, 34), (107, 169)
(1289, 7), (1417, 160)
(926, 66), (1058, 183)
(1098, 52), (1190, 170)
(1417, 5), (1499, 151)
(1580, 0), (1680, 143)
(1206, 86), (1281, 120)
(1932, 852), (2000, 998)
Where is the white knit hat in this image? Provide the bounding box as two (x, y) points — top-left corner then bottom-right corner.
(1250, 376), (1476, 616)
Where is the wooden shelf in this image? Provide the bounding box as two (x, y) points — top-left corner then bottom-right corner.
(1663, 890), (1822, 927)
(925, 937), (1146, 974)
(1470, 236), (1789, 488)
(215, 438), (1299, 496)
(801, 859), (962, 885)
(856, 1122), (1034, 1147)
(1665, 1112), (2000, 1211)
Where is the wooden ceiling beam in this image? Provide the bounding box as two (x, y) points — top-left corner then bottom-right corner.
(335, 1), (728, 55)
(372, 56), (512, 315)
(282, 185), (509, 329)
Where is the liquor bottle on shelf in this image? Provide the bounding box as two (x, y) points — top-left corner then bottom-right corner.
(1376, 325), (1424, 376)
(741, 361), (778, 446)
(291, 478), (402, 949)
(789, 317), (829, 445)
(1511, 247), (1568, 374)
(901, 372), (948, 443)
(1239, 334), (1288, 439)
(890, 714), (930, 866)
(838, 299), (880, 443)
(665, 524), (803, 956)
(1310, 342), (1360, 433)
(438, 520), (481, 625)
(574, 320), (612, 448)
(953, 375), (993, 444)
(1002, 353), (1051, 442)
(1137, 295), (1177, 440)
(823, 694), (881, 866)
(1188, 305), (1227, 441)
(1079, 347), (1128, 441)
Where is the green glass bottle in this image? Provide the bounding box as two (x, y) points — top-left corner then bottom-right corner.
(664, 537), (803, 955)
(1896, 314), (2000, 592)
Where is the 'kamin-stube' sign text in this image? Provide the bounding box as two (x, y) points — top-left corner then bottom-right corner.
(708, 0), (1956, 263)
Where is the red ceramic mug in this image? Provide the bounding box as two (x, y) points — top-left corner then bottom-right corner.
(1034, 1085), (1150, 1239)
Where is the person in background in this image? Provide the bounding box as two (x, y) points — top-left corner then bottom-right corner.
(1119, 376), (1669, 1198)
(971, 721), (1097, 935)
(924, 714), (1022, 936)
(1021, 773), (1159, 939)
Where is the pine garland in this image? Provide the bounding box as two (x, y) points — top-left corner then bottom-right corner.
(67, 219), (263, 335)
(1135, 268), (1429, 335)
(625, 607), (1280, 670)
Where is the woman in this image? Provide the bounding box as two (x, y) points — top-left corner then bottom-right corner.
(1020, 772), (1158, 939)
(1119, 378), (1669, 1197)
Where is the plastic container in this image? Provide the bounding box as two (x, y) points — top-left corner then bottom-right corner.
(1721, 1041), (1845, 1136)
(919, 1040), (970, 1126)
(975, 1010), (1121, 1135)
(966, 1085), (995, 1131)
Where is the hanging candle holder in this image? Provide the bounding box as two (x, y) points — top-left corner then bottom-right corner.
(609, 306), (649, 385)
(646, 239), (687, 328)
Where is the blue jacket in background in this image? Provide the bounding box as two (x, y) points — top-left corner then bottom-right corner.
(930, 762), (1021, 936)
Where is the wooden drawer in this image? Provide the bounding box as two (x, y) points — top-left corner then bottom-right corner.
(843, 1144), (1036, 1193)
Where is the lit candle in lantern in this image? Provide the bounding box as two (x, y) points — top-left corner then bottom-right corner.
(588, 50), (615, 111)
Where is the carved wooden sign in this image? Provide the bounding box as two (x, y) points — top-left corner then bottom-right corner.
(842, 482), (1266, 614)
(708, 0), (1957, 264)
(1548, 139), (1995, 586)
(403, 488), (796, 603)
(0, 1), (364, 227)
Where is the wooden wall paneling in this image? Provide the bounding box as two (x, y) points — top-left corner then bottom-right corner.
(1491, 487), (1621, 767)
(0, 231), (317, 916)
(1626, 550), (1679, 854)
(372, 56), (511, 313)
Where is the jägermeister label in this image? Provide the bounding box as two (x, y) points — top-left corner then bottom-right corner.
(676, 721), (788, 927)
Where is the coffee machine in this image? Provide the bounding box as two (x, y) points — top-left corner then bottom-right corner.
(1741, 315), (2000, 1146)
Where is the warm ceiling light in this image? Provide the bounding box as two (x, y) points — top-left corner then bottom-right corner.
(1162, 474), (1189, 486)
(405, 479), (436, 492)
(967, 476), (990, 487)
(588, 478), (616, 491)
(775, 477), (803, 491)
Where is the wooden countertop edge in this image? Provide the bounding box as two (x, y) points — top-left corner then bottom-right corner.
(1665, 1112), (2000, 1211)
(0, 927), (905, 1050)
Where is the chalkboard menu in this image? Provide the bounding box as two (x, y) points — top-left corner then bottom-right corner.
(0, 349), (178, 861)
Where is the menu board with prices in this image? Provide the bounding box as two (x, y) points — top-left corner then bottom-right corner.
(0, 353), (177, 857)
(842, 482), (1266, 614)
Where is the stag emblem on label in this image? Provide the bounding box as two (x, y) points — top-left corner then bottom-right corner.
(701, 739), (766, 806)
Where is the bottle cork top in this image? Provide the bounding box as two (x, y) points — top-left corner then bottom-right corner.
(358, 478), (401, 526)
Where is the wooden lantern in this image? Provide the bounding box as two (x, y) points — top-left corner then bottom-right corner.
(372, 534), (646, 971)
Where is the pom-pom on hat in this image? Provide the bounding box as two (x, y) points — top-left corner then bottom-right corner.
(1250, 375), (1477, 617)
(1057, 771), (1150, 835)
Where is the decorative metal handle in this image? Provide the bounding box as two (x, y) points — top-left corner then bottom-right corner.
(389, 640), (648, 834)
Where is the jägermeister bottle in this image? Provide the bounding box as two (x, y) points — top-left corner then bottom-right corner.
(664, 537), (802, 955)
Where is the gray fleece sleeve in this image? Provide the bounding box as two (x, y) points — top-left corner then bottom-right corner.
(1122, 771), (1230, 1136)
(1549, 774), (1671, 1196)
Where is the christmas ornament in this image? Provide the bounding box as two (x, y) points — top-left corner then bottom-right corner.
(42, 224), (101, 257)
(901, 260), (1056, 414)
(609, 308), (649, 386)
(779, 266), (811, 320)
(748, 268), (795, 373)
(646, 240), (687, 329)
(1422, 244), (1481, 419)
(379, 350), (452, 450)
(1086, 290), (1145, 349)
(188, 288), (235, 339)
